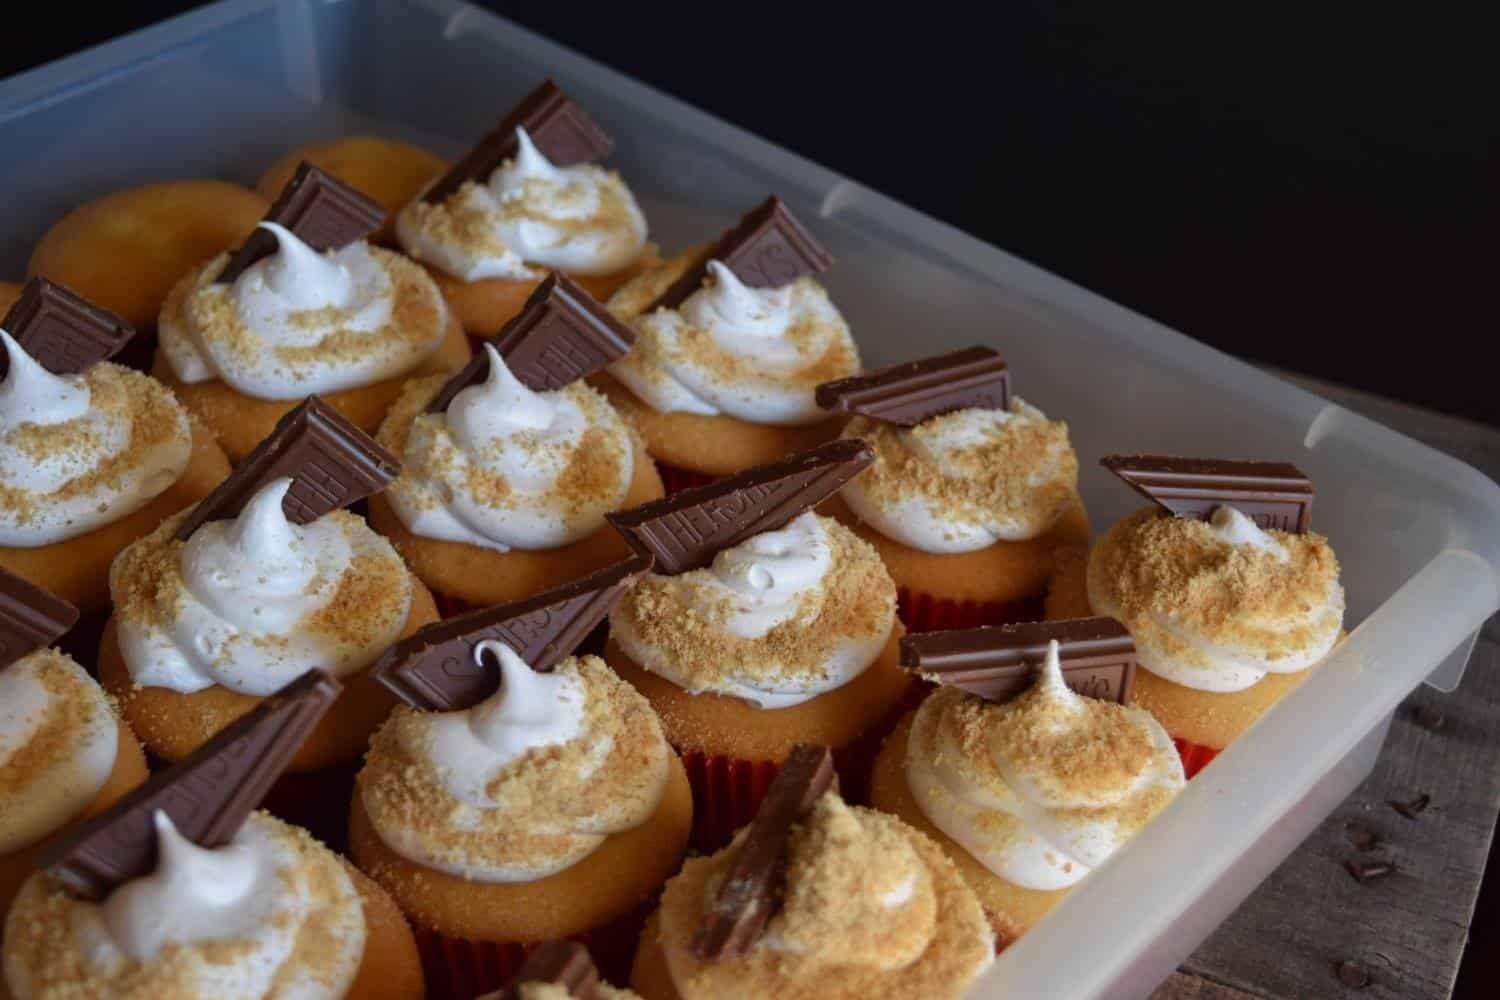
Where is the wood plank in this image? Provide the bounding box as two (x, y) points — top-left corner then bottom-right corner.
(1152, 971), (1262, 1000)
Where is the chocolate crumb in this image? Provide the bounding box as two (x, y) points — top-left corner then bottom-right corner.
(1412, 704), (1445, 731)
(1344, 860), (1394, 883)
(1346, 825), (1380, 852)
(1388, 794), (1431, 820)
(1333, 960), (1371, 988)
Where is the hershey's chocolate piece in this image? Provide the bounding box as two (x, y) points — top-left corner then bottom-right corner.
(373, 555), (652, 711)
(39, 670), (340, 901)
(647, 196), (833, 312)
(498, 941), (603, 1000)
(0, 568), (80, 672)
(900, 616), (1137, 705)
(1101, 454), (1315, 534)
(607, 439), (872, 575)
(175, 396), (399, 541)
(218, 162), (385, 284)
(693, 745), (835, 960)
(427, 274), (634, 411)
(424, 79), (614, 205)
(0, 278), (134, 377)
(815, 346), (1009, 426)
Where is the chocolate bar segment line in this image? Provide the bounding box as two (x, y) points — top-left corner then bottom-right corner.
(372, 554), (653, 711)
(646, 196), (834, 313)
(0, 277), (135, 377)
(497, 940), (603, 1000)
(693, 744), (836, 960)
(815, 346), (1010, 426)
(607, 438), (873, 575)
(175, 395), (400, 541)
(1101, 454), (1315, 534)
(423, 79), (614, 205)
(0, 567), (80, 673)
(217, 162), (386, 284)
(38, 670), (341, 901)
(901, 616), (1137, 705)
(426, 273), (634, 410)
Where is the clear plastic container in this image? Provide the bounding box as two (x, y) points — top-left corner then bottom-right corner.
(3, 3), (1497, 996)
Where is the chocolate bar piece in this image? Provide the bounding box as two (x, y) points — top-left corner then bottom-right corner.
(1, 278), (135, 377)
(647, 196), (834, 313)
(427, 274), (634, 411)
(0, 568), (80, 672)
(424, 79), (614, 205)
(1101, 455), (1315, 533)
(496, 941), (603, 1000)
(815, 346), (1010, 426)
(39, 670), (340, 901)
(693, 744), (836, 960)
(607, 439), (872, 575)
(174, 396), (399, 541)
(373, 555), (652, 711)
(218, 162), (385, 284)
(901, 617), (1136, 705)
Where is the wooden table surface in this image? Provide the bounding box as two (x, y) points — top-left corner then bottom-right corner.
(1152, 374), (1500, 1000)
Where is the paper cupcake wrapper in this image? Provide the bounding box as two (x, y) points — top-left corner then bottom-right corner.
(656, 461), (720, 495)
(897, 587), (1045, 633)
(413, 901), (649, 998)
(1173, 738), (1221, 780)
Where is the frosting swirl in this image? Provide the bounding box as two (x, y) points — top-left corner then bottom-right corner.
(608, 263), (859, 425)
(1088, 506), (1345, 692)
(653, 793), (993, 999)
(0, 649), (119, 854)
(378, 347), (634, 552)
(0, 331), (191, 547)
(906, 642), (1184, 891)
(158, 225), (448, 400)
(109, 479), (413, 696)
(609, 514), (895, 709)
(359, 650), (671, 883)
(2, 811), (365, 999)
(397, 128), (648, 282)
(840, 401), (1079, 553)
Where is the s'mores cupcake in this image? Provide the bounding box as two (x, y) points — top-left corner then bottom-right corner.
(819, 347), (1089, 631)
(870, 619), (1185, 946)
(0, 280), (230, 612)
(0, 571), (148, 925)
(604, 442), (909, 848)
(350, 561), (691, 995)
(156, 164), (470, 461)
(1073, 456), (1345, 775)
(370, 275), (662, 612)
(397, 80), (658, 339)
(6, 672), (424, 1000)
(632, 746), (995, 1000)
(595, 197), (860, 492)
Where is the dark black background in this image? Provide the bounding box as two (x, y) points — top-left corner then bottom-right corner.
(5, 3), (1494, 426)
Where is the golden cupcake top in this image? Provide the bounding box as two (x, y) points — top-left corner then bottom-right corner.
(654, 793), (993, 999)
(609, 513), (896, 708)
(358, 650), (671, 883)
(1088, 505), (1344, 692)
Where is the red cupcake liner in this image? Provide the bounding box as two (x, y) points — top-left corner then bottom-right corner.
(1173, 738), (1221, 779)
(413, 900), (649, 998)
(655, 461), (719, 495)
(897, 587), (1045, 633)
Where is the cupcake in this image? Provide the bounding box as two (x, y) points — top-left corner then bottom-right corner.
(818, 346), (1089, 631)
(6, 671), (424, 999)
(0, 279), (231, 612)
(350, 562), (691, 996)
(396, 79), (659, 339)
(870, 619), (1185, 946)
(369, 274), (663, 612)
(258, 137), (447, 245)
(0, 570), (148, 926)
(594, 196), (860, 491)
(631, 745), (995, 1000)
(155, 163), (470, 461)
(604, 441), (909, 849)
(1080, 456), (1343, 775)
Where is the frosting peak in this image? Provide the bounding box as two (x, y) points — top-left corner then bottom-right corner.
(706, 512), (832, 639)
(460, 641), (587, 798)
(0, 329), (91, 427)
(239, 222), (358, 313)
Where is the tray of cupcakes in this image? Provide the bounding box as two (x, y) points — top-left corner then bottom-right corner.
(3, 3), (1500, 998)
